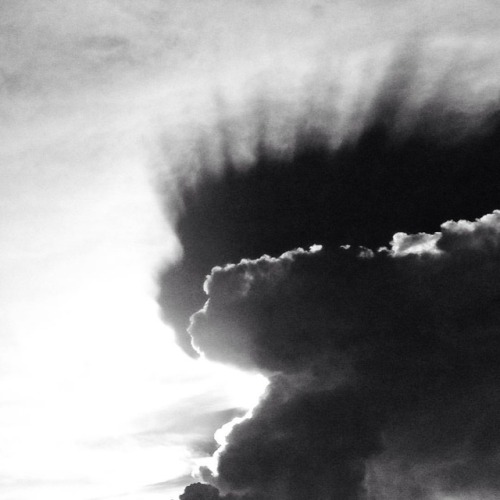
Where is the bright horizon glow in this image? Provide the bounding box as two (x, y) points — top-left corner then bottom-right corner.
(0, 45), (270, 497)
(0, 250), (269, 500)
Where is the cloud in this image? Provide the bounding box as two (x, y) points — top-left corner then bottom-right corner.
(179, 483), (223, 500)
(154, 0), (500, 354)
(158, 71), (500, 355)
(182, 211), (500, 499)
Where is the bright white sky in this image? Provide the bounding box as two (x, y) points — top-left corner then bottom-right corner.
(0, 2), (275, 499)
(1, 1), (499, 499)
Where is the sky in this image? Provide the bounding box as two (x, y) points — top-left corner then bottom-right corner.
(0, 2), (271, 499)
(2, 1), (500, 500)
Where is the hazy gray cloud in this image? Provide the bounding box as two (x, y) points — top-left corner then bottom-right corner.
(158, 1), (500, 206)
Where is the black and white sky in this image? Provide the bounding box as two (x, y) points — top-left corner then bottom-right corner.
(2, 1), (500, 500)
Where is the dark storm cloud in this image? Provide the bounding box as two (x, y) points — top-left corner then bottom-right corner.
(179, 483), (223, 500)
(158, 68), (500, 355)
(185, 212), (500, 499)
(156, 5), (500, 498)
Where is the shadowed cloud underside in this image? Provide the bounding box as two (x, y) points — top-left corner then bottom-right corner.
(159, 104), (500, 356)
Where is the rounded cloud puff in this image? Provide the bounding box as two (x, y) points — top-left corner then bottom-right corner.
(189, 212), (500, 499)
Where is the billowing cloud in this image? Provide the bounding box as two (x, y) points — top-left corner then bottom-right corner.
(180, 211), (500, 499)
(179, 482), (223, 500)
